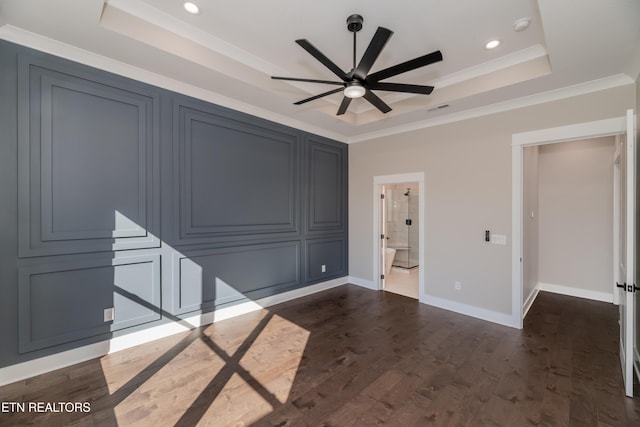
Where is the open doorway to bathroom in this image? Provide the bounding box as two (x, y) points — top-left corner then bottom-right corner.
(374, 172), (424, 301)
(376, 177), (422, 299)
(383, 183), (419, 298)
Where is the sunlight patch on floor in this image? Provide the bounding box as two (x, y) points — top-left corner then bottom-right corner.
(98, 310), (310, 425)
(240, 314), (310, 404)
(111, 339), (226, 425)
(100, 331), (197, 394)
(200, 372), (275, 425)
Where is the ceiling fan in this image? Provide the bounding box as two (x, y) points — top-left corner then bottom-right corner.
(271, 14), (443, 115)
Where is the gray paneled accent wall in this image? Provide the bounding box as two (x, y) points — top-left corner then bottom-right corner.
(307, 138), (347, 235)
(172, 242), (301, 314)
(18, 54), (161, 257)
(305, 237), (347, 283)
(18, 254), (161, 353)
(0, 40), (348, 368)
(171, 97), (301, 245)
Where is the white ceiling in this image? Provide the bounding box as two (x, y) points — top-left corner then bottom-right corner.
(0, 0), (638, 142)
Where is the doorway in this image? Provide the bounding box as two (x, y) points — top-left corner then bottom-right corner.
(383, 182), (419, 298)
(512, 111), (636, 396)
(523, 137), (617, 308)
(373, 173), (425, 301)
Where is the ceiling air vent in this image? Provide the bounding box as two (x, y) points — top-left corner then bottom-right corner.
(427, 104), (449, 112)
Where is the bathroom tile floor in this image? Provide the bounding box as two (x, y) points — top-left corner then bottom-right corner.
(384, 266), (419, 299)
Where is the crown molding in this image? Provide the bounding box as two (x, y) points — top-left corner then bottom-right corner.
(104, 0), (282, 75)
(0, 24), (633, 146)
(347, 73), (634, 144)
(0, 24), (346, 142)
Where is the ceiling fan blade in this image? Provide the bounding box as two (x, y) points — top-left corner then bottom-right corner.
(294, 87), (344, 105)
(367, 50), (443, 83)
(367, 82), (434, 94)
(336, 97), (352, 115)
(272, 76), (345, 86)
(296, 39), (349, 81)
(363, 89), (392, 114)
(353, 27), (393, 80)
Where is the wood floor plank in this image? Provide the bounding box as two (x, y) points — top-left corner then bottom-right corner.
(539, 389), (571, 426)
(1, 287), (639, 426)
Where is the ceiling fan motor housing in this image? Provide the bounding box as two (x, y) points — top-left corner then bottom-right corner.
(346, 14), (363, 32)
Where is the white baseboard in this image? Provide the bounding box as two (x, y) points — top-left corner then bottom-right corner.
(422, 294), (517, 328)
(348, 275), (378, 290)
(523, 287), (540, 318)
(349, 279), (517, 328)
(0, 277), (348, 387)
(537, 282), (613, 303)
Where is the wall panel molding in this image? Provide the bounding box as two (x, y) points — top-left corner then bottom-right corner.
(17, 54), (160, 257)
(305, 236), (347, 283)
(18, 253), (161, 354)
(306, 136), (347, 235)
(171, 97), (301, 245)
(170, 241), (301, 314)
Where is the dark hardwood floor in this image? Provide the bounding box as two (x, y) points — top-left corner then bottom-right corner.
(1, 285), (640, 426)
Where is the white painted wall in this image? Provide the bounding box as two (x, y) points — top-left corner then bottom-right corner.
(349, 85), (634, 322)
(537, 137), (615, 299)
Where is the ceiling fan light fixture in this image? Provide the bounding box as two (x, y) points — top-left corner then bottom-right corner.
(183, 1), (200, 14)
(344, 82), (366, 98)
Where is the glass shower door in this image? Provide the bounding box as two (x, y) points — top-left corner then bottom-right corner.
(388, 184), (419, 269)
(405, 186), (419, 269)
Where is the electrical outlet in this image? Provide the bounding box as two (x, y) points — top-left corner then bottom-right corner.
(104, 307), (115, 322)
(454, 281), (461, 291)
(321, 264), (326, 273)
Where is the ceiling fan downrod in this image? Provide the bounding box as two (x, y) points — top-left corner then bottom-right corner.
(346, 14), (363, 72)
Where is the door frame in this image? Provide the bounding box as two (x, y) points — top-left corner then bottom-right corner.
(373, 172), (425, 301)
(613, 138), (622, 306)
(512, 115), (629, 329)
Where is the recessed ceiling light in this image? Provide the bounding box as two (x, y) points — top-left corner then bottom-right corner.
(485, 40), (501, 49)
(513, 17), (531, 32)
(183, 1), (200, 14)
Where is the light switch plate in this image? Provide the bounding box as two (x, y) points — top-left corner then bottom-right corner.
(104, 307), (115, 322)
(490, 234), (507, 245)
